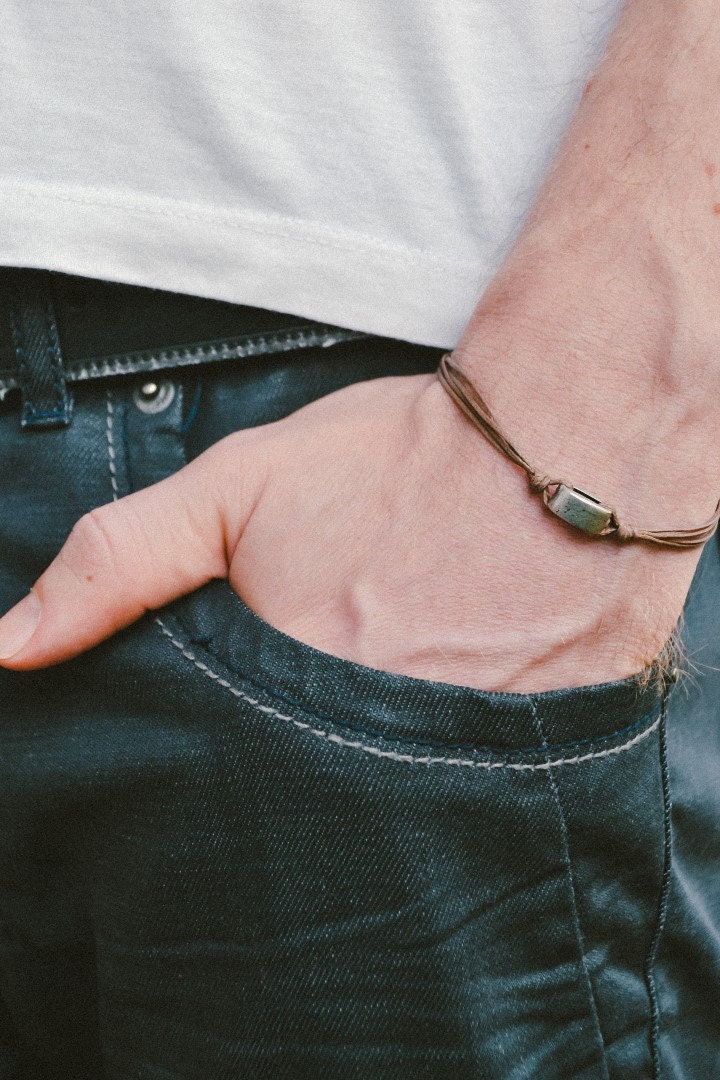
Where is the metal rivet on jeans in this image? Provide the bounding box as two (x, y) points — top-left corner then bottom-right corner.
(133, 379), (176, 414)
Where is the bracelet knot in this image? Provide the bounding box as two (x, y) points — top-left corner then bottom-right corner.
(528, 472), (555, 496)
(608, 518), (637, 542)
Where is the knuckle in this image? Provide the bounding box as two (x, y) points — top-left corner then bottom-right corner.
(63, 505), (121, 579)
(72, 506), (116, 555)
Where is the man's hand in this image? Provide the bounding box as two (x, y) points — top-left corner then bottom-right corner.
(0, 362), (711, 691)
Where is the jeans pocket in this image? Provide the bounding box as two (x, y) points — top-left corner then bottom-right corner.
(133, 578), (671, 1079)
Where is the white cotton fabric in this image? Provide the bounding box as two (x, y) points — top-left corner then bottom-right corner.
(1, 1), (623, 347)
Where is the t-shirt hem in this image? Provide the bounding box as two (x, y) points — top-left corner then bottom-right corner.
(0, 180), (492, 349)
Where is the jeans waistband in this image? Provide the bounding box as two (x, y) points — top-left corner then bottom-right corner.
(0, 268), (367, 409)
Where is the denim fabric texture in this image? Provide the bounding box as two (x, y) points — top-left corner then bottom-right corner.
(0, 280), (718, 1078)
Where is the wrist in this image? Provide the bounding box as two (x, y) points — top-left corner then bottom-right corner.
(420, 374), (691, 690)
(452, 247), (720, 534)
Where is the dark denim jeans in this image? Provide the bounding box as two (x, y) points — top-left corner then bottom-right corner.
(0, 275), (718, 1078)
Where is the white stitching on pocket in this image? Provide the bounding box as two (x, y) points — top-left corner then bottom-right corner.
(155, 617), (660, 771)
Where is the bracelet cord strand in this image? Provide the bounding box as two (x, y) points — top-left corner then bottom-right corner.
(437, 353), (720, 549)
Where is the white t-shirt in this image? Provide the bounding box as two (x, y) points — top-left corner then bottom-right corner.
(1, 1), (622, 348)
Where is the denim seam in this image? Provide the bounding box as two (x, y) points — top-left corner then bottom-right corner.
(643, 690), (672, 1079)
(19, 407), (65, 419)
(44, 296), (72, 423)
(0, 326), (368, 398)
(530, 697), (610, 1079)
(154, 617), (662, 770)
(69, 326), (367, 381)
(106, 391), (120, 500)
(194, 631), (659, 757)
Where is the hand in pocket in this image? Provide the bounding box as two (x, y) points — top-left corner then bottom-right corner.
(0, 369), (698, 691)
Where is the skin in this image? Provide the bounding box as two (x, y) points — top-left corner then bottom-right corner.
(1, 0), (720, 692)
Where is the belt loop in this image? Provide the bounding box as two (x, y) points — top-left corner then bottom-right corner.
(11, 282), (73, 430)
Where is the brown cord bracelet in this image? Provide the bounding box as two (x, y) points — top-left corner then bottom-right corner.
(437, 353), (720, 549)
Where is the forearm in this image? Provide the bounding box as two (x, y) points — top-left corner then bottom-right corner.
(455, 0), (720, 531)
(527, 0), (720, 288)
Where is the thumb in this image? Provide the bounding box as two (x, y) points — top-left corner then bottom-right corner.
(0, 434), (261, 670)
